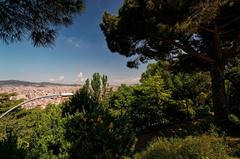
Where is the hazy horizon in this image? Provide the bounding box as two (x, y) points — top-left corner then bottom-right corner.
(0, 78), (140, 85)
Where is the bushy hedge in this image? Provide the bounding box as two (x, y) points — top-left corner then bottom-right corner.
(135, 136), (229, 159)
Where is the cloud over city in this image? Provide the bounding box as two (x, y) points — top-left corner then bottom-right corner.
(49, 75), (65, 83)
(75, 72), (86, 83)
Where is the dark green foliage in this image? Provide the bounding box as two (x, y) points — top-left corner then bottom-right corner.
(0, 130), (26, 159)
(224, 63), (240, 132)
(102, 75), (108, 99)
(0, 93), (41, 141)
(65, 108), (136, 159)
(135, 136), (229, 159)
(0, 109), (43, 142)
(101, 0), (240, 120)
(228, 114), (240, 126)
(196, 104), (212, 118)
(142, 61), (211, 104)
(91, 73), (102, 102)
(108, 75), (171, 132)
(129, 76), (171, 130)
(165, 99), (196, 121)
(1, 74), (136, 159)
(0, 0), (84, 46)
(0, 94), (69, 158)
(226, 113), (240, 134)
(63, 73), (136, 159)
(1, 70), (240, 158)
(107, 61), (215, 134)
(101, 0), (240, 68)
(63, 79), (94, 116)
(27, 105), (69, 159)
(0, 93), (22, 114)
(108, 84), (135, 116)
(225, 64), (240, 114)
(141, 61), (212, 119)
(63, 73), (109, 115)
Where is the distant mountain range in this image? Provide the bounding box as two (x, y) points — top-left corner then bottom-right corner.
(0, 80), (80, 87)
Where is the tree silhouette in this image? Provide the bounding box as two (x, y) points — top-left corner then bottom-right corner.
(0, 0), (84, 46)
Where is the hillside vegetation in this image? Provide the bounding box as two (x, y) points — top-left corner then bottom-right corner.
(1, 62), (240, 158)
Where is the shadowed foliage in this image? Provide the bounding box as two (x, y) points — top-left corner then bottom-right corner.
(0, 0), (84, 46)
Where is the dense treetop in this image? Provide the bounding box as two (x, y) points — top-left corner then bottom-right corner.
(101, 0), (240, 68)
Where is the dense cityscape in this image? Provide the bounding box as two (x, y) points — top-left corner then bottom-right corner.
(0, 85), (80, 109)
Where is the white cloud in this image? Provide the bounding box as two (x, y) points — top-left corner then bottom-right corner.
(58, 76), (65, 81)
(65, 37), (87, 48)
(49, 75), (65, 83)
(77, 72), (83, 78)
(49, 78), (55, 82)
(75, 72), (86, 84)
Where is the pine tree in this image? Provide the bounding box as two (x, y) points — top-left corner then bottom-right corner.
(101, 0), (240, 120)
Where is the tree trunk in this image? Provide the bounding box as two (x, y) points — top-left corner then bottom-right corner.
(210, 64), (228, 120)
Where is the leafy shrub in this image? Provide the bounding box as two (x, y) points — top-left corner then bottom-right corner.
(141, 61), (212, 118)
(196, 105), (212, 118)
(0, 130), (26, 159)
(227, 114), (240, 134)
(27, 105), (69, 159)
(165, 99), (196, 122)
(65, 107), (136, 159)
(135, 136), (229, 159)
(108, 76), (171, 132)
(228, 114), (240, 126)
(129, 76), (171, 130)
(107, 84), (135, 116)
(228, 140), (240, 158)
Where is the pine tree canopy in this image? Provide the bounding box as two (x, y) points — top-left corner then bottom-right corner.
(101, 0), (240, 119)
(0, 0), (84, 47)
(101, 0), (240, 69)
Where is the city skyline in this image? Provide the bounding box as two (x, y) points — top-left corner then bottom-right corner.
(0, 0), (147, 85)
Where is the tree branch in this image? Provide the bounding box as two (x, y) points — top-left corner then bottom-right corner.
(149, 34), (215, 64)
(199, 26), (216, 33)
(221, 32), (240, 59)
(219, 16), (240, 29)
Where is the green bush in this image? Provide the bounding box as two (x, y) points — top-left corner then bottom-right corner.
(227, 114), (240, 134)
(65, 106), (136, 159)
(0, 130), (26, 159)
(27, 105), (69, 159)
(108, 76), (171, 132)
(196, 105), (212, 118)
(165, 99), (196, 122)
(135, 136), (229, 159)
(228, 114), (240, 126)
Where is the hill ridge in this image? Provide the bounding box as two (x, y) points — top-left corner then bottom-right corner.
(0, 80), (80, 87)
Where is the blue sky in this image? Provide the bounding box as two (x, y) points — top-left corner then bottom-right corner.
(0, 0), (147, 84)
